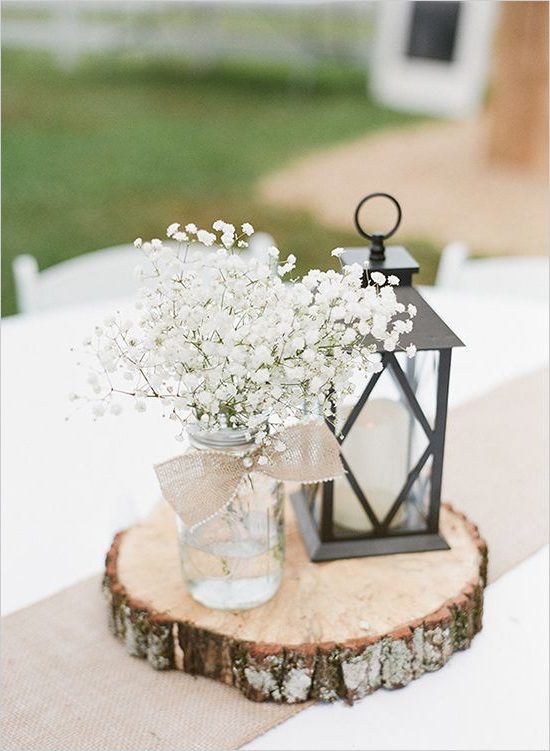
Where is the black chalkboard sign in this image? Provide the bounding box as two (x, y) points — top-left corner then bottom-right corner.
(406, 1), (462, 63)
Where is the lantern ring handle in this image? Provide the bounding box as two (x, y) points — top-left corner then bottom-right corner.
(353, 193), (402, 241)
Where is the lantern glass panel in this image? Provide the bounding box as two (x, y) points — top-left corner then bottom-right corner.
(335, 366), (407, 534)
(328, 349), (440, 539)
(410, 350), (440, 430)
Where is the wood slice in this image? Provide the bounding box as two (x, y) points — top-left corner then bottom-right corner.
(104, 501), (487, 704)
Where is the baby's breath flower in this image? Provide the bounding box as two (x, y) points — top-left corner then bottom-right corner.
(388, 275), (400, 285)
(407, 303), (417, 317)
(166, 223), (180, 238)
(393, 319), (412, 334)
(133, 237), (143, 248)
(406, 343), (417, 358)
(197, 229), (216, 247)
(331, 247), (344, 258)
(80, 218), (415, 445)
(221, 231), (235, 249)
(278, 254), (296, 276)
(383, 335), (398, 351)
(370, 271), (386, 285)
(341, 329), (356, 345)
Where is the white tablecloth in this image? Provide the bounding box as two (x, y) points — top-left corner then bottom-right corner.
(244, 546), (549, 751)
(1, 287), (549, 750)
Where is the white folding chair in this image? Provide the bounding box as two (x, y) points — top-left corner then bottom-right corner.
(12, 233), (277, 314)
(435, 242), (549, 301)
(246, 231), (276, 262)
(12, 244), (146, 314)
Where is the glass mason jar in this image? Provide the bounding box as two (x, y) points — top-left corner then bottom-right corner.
(177, 428), (285, 610)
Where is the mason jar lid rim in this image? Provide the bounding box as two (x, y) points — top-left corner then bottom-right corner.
(187, 426), (257, 450)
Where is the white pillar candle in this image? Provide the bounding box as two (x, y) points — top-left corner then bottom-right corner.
(334, 398), (410, 532)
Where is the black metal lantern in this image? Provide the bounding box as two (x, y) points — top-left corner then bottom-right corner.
(292, 193), (464, 561)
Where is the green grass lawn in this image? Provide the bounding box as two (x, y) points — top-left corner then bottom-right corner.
(2, 50), (440, 316)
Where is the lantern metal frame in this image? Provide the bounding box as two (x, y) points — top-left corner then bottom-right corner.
(291, 193), (464, 562)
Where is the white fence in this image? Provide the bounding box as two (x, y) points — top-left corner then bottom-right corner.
(2, 0), (376, 69)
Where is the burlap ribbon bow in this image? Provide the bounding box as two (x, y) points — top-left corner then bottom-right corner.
(155, 421), (345, 529)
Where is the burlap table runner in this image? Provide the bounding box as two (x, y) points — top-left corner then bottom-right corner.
(442, 367), (549, 582)
(2, 368), (548, 751)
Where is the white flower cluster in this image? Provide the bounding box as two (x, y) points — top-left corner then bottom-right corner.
(78, 222), (415, 440)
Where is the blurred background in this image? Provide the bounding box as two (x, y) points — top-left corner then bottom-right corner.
(2, 0), (548, 317)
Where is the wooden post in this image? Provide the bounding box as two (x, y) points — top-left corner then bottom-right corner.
(487, 1), (549, 171)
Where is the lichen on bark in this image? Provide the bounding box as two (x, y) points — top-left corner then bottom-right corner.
(381, 637), (414, 688)
(147, 620), (175, 670)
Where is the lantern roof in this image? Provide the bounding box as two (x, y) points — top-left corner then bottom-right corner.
(374, 286), (464, 352)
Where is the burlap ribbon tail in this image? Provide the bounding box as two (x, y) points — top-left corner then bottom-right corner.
(155, 421), (345, 528)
